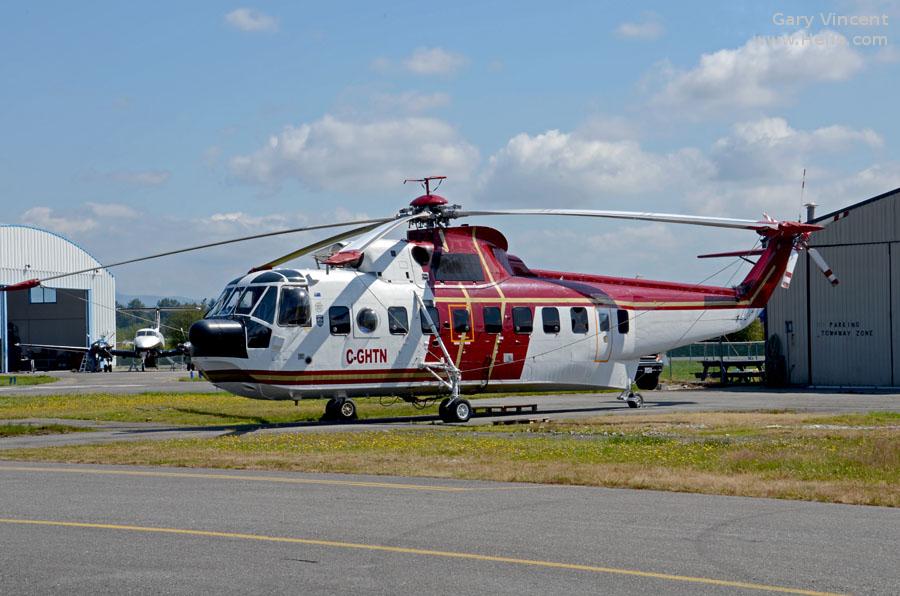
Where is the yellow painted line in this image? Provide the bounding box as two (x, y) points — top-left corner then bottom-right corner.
(0, 465), (471, 492)
(0, 518), (842, 595)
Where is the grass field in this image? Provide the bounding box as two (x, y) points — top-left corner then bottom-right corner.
(0, 391), (517, 425)
(0, 375), (57, 387)
(3, 411), (896, 506)
(0, 423), (92, 437)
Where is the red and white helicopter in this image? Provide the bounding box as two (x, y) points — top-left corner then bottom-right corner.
(2, 176), (836, 422)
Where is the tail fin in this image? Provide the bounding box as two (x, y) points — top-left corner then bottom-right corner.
(735, 222), (821, 307)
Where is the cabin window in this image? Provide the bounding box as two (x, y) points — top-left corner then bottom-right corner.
(452, 308), (471, 334)
(278, 287), (311, 326)
(542, 307), (560, 334)
(571, 307), (589, 334)
(251, 287), (277, 324)
(483, 306), (502, 334)
(420, 305), (440, 334)
(616, 309), (629, 334)
(329, 306), (351, 335)
(430, 253), (485, 282)
(512, 307), (533, 334)
(388, 306), (408, 335)
(356, 308), (379, 333)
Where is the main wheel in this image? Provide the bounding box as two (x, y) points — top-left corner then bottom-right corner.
(441, 399), (472, 423)
(626, 393), (644, 408)
(438, 398), (451, 419)
(323, 398), (339, 420)
(337, 398), (357, 421)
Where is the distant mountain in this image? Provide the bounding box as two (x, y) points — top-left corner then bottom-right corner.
(116, 293), (204, 307)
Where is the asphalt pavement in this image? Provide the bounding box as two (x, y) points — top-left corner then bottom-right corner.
(0, 462), (896, 595)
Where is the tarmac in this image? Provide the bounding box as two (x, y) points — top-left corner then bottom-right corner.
(0, 462), (896, 595)
(1, 371), (898, 594)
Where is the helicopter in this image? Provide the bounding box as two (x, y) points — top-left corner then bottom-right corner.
(16, 307), (197, 372)
(3, 177), (837, 422)
(186, 177), (838, 423)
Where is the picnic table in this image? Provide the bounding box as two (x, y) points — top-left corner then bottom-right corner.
(695, 358), (765, 384)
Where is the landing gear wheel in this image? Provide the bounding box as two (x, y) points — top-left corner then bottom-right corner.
(337, 399), (357, 421)
(626, 393), (644, 409)
(438, 398), (452, 419)
(324, 398), (357, 421)
(440, 399), (472, 423)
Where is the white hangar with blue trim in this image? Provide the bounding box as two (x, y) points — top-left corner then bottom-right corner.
(0, 225), (115, 373)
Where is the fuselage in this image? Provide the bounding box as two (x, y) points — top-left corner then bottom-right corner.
(191, 225), (767, 400)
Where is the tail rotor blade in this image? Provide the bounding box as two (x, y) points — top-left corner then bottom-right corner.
(808, 248), (840, 286)
(780, 249), (800, 289)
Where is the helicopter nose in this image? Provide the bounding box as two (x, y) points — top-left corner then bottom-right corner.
(189, 319), (248, 358)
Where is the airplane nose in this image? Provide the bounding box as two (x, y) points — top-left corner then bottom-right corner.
(189, 319), (248, 358)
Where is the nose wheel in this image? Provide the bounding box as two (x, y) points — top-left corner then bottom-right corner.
(439, 398), (472, 423)
(617, 380), (644, 408)
(324, 398), (357, 422)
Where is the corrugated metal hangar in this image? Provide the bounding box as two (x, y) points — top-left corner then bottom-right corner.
(767, 186), (900, 387)
(0, 225), (115, 372)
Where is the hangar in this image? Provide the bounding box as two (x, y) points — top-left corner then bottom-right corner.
(0, 225), (115, 372)
(766, 186), (900, 387)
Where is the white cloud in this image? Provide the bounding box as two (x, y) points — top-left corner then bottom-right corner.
(479, 129), (713, 206)
(477, 115), (890, 224)
(229, 115), (479, 191)
(21, 207), (97, 235)
(651, 30), (864, 114)
(402, 47), (467, 75)
(616, 12), (664, 40)
(225, 8), (278, 32)
(372, 91), (451, 113)
(85, 202), (140, 219)
(712, 117), (883, 181)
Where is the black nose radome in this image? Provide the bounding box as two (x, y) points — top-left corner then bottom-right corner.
(189, 319), (248, 358)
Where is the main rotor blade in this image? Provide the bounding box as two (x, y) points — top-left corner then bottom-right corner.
(322, 213), (431, 266)
(0, 217), (393, 291)
(456, 209), (781, 231)
(249, 220), (388, 272)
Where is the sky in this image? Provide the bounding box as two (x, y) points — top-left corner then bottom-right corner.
(1, 1), (898, 299)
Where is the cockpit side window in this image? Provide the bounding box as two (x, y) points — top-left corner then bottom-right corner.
(251, 287), (277, 324)
(278, 287), (311, 327)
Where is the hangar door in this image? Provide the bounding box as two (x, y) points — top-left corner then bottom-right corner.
(6, 287), (88, 348)
(809, 245), (892, 386)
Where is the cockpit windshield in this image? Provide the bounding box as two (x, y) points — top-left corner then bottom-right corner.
(217, 286), (244, 316)
(206, 286), (234, 317)
(234, 286), (268, 316)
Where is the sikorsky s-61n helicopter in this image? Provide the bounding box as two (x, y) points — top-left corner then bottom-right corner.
(2, 177), (837, 422)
